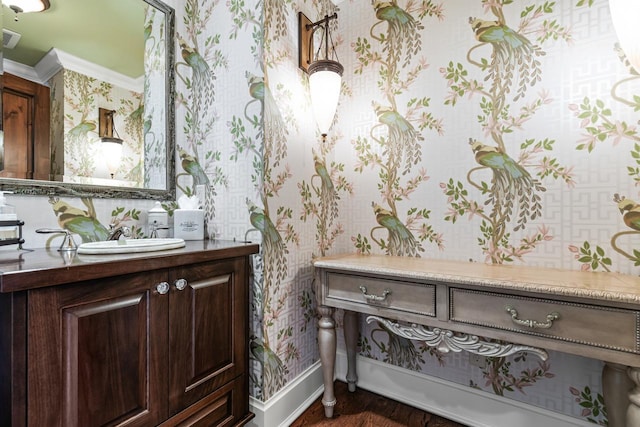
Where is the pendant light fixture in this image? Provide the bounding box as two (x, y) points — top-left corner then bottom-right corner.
(2, 0), (49, 19)
(98, 108), (124, 178)
(299, 12), (343, 141)
(609, 0), (640, 73)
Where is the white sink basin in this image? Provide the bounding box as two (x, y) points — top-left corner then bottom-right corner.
(77, 238), (186, 254)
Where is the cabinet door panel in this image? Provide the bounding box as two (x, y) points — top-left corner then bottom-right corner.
(169, 258), (248, 413)
(159, 379), (248, 427)
(28, 272), (168, 427)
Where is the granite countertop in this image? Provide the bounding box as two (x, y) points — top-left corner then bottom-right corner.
(313, 253), (640, 306)
(0, 240), (259, 293)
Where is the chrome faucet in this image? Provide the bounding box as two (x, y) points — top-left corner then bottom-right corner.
(36, 228), (77, 251)
(149, 221), (170, 238)
(107, 224), (132, 240)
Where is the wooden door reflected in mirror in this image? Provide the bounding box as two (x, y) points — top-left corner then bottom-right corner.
(1, 73), (50, 181)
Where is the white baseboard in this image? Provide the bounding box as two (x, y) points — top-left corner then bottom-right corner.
(248, 350), (590, 427)
(247, 361), (324, 427)
(335, 351), (590, 427)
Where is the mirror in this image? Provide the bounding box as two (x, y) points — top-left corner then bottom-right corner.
(0, 0), (175, 200)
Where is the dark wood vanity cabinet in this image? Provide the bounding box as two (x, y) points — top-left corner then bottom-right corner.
(28, 269), (168, 427)
(0, 246), (255, 427)
(167, 259), (249, 423)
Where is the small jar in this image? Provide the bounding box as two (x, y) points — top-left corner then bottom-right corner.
(148, 201), (169, 238)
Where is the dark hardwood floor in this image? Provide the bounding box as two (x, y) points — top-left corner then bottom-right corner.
(289, 381), (467, 427)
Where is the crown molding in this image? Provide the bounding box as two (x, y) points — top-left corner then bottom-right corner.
(3, 48), (143, 92)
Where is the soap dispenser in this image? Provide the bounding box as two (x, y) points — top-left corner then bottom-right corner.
(148, 201), (169, 238)
(0, 191), (18, 240)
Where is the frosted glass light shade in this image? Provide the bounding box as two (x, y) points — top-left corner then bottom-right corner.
(2, 0), (49, 13)
(609, 0), (640, 73)
(102, 138), (123, 176)
(308, 59), (343, 137)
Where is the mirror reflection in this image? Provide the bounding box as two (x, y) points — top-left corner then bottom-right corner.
(0, 0), (175, 199)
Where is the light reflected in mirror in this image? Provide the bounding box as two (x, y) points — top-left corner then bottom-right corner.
(0, 0), (175, 199)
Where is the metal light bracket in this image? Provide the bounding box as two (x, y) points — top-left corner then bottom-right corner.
(98, 108), (123, 144)
(298, 12), (314, 73)
(298, 12), (338, 74)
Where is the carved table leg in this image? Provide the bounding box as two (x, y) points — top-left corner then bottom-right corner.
(628, 366), (640, 427)
(343, 310), (359, 392)
(602, 362), (633, 427)
(318, 305), (336, 418)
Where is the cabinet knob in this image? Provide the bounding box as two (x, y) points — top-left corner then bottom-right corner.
(175, 278), (188, 291)
(156, 281), (170, 295)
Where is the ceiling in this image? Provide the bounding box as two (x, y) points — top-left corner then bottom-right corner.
(2, 0), (145, 77)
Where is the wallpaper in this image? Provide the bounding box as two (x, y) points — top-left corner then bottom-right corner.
(144, 3), (169, 190)
(255, 0), (637, 422)
(53, 69), (144, 186)
(4, 0), (638, 424)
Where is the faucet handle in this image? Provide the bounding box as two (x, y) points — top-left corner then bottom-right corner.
(149, 221), (169, 238)
(36, 228), (77, 252)
(108, 224), (132, 240)
(149, 221), (158, 238)
(121, 226), (132, 238)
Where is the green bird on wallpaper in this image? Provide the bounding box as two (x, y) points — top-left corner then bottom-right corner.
(66, 120), (96, 145)
(248, 199), (282, 248)
(470, 18), (529, 48)
(48, 197), (109, 243)
(469, 17), (543, 101)
(179, 147), (210, 187)
(470, 139), (543, 232)
(144, 117), (152, 136)
(179, 38), (215, 112)
(372, 202), (422, 257)
(247, 199), (287, 281)
(614, 194), (640, 231)
(313, 152), (339, 218)
(129, 103), (144, 124)
(247, 72), (264, 101)
(373, 0), (422, 67)
(471, 140), (528, 179)
(249, 336), (287, 398)
(246, 72), (287, 163)
(374, 102), (421, 174)
(179, 146), (215, 224)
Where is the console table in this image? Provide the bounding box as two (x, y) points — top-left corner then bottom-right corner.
(313, 254), (640, 427)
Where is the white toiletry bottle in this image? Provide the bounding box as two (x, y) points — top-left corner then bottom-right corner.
(0, 191), (17, 240)
(148, 201), (169, 238)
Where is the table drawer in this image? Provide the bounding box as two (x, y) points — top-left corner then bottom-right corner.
(450, 288), (640, 353)
(324, 272), (436, 318)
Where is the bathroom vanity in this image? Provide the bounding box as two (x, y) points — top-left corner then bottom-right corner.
(0, 240), (259, 427)
(314, 254), (640, 427)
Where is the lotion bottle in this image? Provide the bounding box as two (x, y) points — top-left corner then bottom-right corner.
(0, 191), (17, 240)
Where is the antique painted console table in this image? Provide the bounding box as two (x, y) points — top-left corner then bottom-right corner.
(313, 254), (640, 427)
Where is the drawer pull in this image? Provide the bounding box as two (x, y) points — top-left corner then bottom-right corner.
(505, 306), (559, 329)
(359, 286), (391, 302)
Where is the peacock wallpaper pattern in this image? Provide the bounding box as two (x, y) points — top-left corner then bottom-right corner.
(54, 69), (144, 185)
(7, 0), (637, 423)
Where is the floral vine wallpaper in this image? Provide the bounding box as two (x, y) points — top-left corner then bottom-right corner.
(6, 0), (639, 424)
(51, 69), (144, 186)
(143, 4), (169, 190)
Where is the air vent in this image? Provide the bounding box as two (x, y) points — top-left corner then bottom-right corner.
(3, 29), (21, 49)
